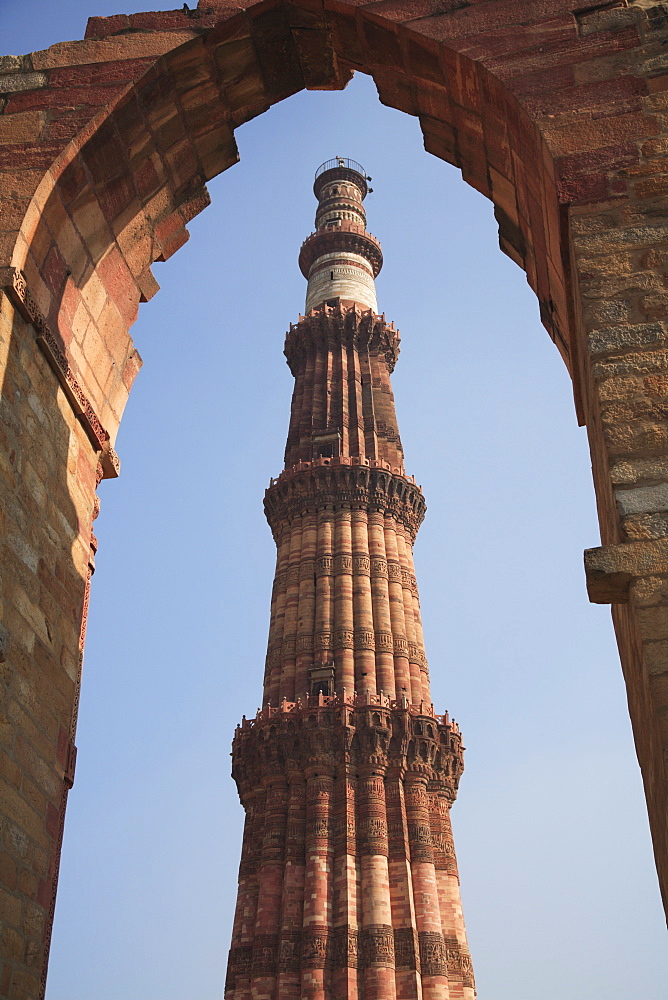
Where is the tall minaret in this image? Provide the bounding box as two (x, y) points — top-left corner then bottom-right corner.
(225, 159), (475, 1000)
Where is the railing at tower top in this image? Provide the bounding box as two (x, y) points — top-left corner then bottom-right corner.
(236, 690), (461, 735)
(315, 157), (367, 179)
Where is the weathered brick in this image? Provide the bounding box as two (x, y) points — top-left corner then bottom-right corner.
(31, 33), (197, 71)
(544, 110), (659, 156)
(0, 111), (45, 146)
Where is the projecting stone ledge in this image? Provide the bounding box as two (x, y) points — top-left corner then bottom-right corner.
(585, 537), (668, 603)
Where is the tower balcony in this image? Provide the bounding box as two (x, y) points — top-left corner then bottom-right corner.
(314, 157), (369, 199)
(298, 221), (383, 279)
(236, 689), (462, 734)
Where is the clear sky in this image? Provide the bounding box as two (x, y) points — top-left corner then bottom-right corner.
(3, 3), (667, 998)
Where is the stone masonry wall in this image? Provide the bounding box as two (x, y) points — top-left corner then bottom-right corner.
(2, 0), (668, 995)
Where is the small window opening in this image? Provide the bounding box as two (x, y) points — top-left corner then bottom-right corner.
(309, 663), (335, 698)
(330, 271), (334, 280)
(312, 428), (341, 461)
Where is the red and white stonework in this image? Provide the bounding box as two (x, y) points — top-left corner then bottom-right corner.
(226, 161), (474, 999)
(3, 2), (668, 997)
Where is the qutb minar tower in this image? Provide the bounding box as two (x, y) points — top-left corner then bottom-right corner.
(225, 159), (475, 1000)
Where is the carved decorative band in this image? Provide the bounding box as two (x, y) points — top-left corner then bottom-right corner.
(353, 554), (371, 574)
(370, 557), (388, 577)
(360, 816), (388, 853)
(281, 637), (296, 658)
(306, 817), (330, 841)
(331, 926), (359, 969)
(419, 931), (447, 978)
(333, 629), (354, 649)
(301, 928), (329, 969)
(387, 562), (402, 582)
(394, 927), (418, 970)
(251, 933), (279, 978)
(375, 632), (394, 653)
(297, 635), (313, 653)
(226, 944), (252, 986)
(433, 832), (459, 874)
(334, 554), (353, 574)
(354, 629), (375, 650)
(313, 631), (332, 650)
(461, 952), (475, 987)
(278, 931), (302, 974)
(316, 555), (333, 574)
(265, 465), (425, 541)
(443, 936), (475, 987)
(409, 643), (424, 665)
(266, 645), (282, 668)
(408, 822), (433, 846)
(226, 926), (452, 983)
(5, 268), (119, 480)
(360, 925), (395, 967)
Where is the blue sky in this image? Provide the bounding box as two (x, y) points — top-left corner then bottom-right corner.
(3, 3), (667, 997)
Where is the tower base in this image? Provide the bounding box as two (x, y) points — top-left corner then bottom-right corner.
(226, 694), (475, 1000)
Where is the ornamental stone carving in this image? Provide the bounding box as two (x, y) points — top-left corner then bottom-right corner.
(284, 303), (397, 376)
(232, 700), (463, 805)
(360, 925), (395, 967)
(265, 464), (426, 541)
(419, 931), (448, 978)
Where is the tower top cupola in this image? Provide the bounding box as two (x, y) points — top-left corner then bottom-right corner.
(299, 157), (383, 314)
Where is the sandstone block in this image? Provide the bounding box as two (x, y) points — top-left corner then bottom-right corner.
(0, 73), (47, 95)
(585, 298), (630, 327)
(616, 483), (668, 516)
(588, 321), (666, 356)
(637, 605), (668, 644)
(31, 33), (197, 70)
(0, 56), (24, 75)
(576, 6), (640, 35)
(611, 457), (668, 485)
(623, 513), (668, 541)
(585, 537), (668, 602)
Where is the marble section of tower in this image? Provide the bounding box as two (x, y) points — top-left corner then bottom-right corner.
(225, 159), (475, 1000)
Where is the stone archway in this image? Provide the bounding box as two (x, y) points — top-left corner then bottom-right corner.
(2, 1), (668, 994)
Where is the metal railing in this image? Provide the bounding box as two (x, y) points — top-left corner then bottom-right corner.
(315, 157), (366, 179)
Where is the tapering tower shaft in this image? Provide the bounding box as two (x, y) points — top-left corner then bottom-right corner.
(225, 161), (475, 1000)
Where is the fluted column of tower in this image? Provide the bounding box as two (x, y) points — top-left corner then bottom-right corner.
(225, 159), (475, 1000)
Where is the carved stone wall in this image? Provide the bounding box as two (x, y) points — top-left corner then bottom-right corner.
(227, 697), (472, 999)
(2, 1), (668, 995)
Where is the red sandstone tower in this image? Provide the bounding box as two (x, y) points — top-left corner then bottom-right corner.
(225, 159), (475, 1000)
